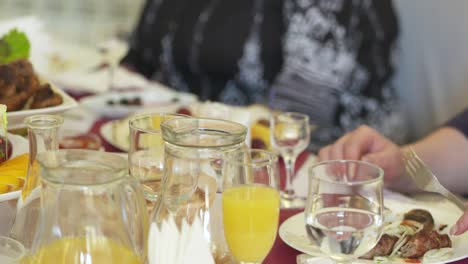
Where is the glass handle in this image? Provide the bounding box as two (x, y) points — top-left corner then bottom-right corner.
(121, 179), (149, 259)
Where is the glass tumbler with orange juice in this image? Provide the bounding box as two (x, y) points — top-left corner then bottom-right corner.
(222, 149), (280, 264)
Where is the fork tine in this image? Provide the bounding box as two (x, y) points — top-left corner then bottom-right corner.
(402, 152), (417, 175)
(402, 150), (423, 185)
(407, 160), (420, 176)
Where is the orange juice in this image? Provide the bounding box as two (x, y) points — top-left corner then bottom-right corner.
(222, 185), (280, 262)
(22, 237), (141, 264)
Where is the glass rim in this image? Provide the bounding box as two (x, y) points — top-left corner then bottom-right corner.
(309, 159), (384, 185)
(24, 114), (63, 129)
(227, 148), (278, 167)
(0, 236), (26, 260)
(161, 117), (247, 148)
(272, 111), (309, 121)
(129, 112), (190, 133)
(37, 149), (129, 186)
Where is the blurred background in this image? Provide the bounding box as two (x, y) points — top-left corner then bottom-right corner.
(2, 0), (468, 141)
(0, 0), (144, 44)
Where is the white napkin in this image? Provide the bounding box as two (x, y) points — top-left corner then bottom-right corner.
(148, 217), (215, 264)
(291, 155), (317, 198)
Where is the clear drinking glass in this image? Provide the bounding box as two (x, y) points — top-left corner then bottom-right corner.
(128, 113), (189, 212)
(305, 160), (384, 264)
(270, 112), (310, 208)
(10, 115), (63, 249)
(222, 149), (280, 264)
(22, 150), (148, 264)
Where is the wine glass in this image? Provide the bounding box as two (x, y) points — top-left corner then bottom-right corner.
(128, 113), (189, 213)
(270, 111), (310, 208)
(222, 149), (280, 264)
(305, 160), (384, 263)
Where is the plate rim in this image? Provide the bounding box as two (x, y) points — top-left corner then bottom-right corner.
(7, 84), (78, 129)
(0, 190), (21, 203)
(99, 119), (128, 152)
(80, 89), (197, 118)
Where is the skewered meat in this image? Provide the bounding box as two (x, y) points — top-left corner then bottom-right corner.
(403, 209), (434, 232)
(0, 63), (17, 98)
(30, 84), (63, 109)
(10, 59), (40, 95)
(361, 208), (451, 261)
(361, 234), (399, 259)
(0, 59), (62, 111)
(0, 91), (29, 111)
(400, 230), (452, 258)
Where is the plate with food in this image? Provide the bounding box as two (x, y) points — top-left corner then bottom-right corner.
(80, 88), (197, 118)
(0, 30), (78, 129)
(279, 196), (467, 264)
(0, 133), (28, 202)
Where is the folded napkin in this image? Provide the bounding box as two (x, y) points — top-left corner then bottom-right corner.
(148, 217), (215, 264)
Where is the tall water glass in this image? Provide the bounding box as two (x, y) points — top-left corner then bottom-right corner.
(129, 113), (189, 212)
(223, 149), (280, 264)
(270, 112), (310, 208)
(305, 160), (384, 263)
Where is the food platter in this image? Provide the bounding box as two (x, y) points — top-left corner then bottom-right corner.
(279, 196), (468, 264)
(7, 84), (78, 129)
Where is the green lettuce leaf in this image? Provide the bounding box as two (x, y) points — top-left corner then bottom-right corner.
(0, 29), (30, 64)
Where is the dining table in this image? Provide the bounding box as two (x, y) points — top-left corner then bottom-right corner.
(86, 113), (468, 264)
(89, 116), (309, 264)
(1, 88), (466, 264)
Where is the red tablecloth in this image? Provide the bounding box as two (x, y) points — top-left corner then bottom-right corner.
(88, 116), (468, 264)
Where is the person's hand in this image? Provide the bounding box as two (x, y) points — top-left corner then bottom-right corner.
(318, 125), (405, 184)
(451, 211), (468, 235)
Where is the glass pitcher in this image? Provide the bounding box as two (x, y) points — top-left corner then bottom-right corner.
(22, 150), (148, 264)
(10, 115), (63, 248)
(150, 118), (247, 264)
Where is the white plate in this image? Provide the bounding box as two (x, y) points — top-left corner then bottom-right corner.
(0, 133), (28, 203)
(7, 84), (78, 129)
(81, 89), (197, 118)
(279, 197), (468, 264)
(100, 119), (129, 152)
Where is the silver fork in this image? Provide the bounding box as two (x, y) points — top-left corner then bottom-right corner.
(403, 147), (466, 211)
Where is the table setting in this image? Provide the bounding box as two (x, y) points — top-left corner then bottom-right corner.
(0, 17), (468, 264)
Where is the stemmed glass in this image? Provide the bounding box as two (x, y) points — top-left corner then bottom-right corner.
(270, 112), (310, 208)
(305, 160), (384, 263)
(128, 113), (189, 213)
(223, 149), (280, 264)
